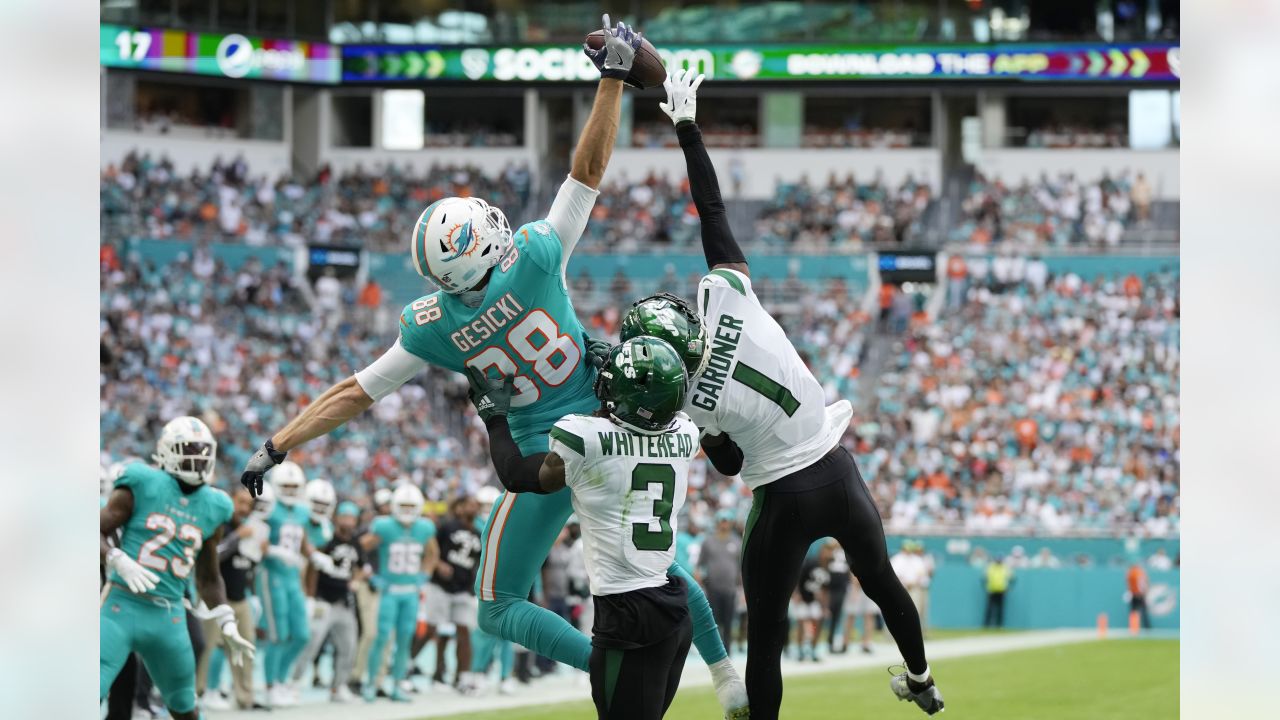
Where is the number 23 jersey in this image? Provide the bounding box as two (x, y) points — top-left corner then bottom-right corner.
(109, 462), (234, 601)
(549, 413), (699, 597)
(688, 268), (852, 490)
(398, 220), (598, 455)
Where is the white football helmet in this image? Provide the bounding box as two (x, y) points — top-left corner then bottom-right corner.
(271, 461), (306, 506)
(392, 484), (426, 525)
(154, 416), (217, 487)
(252, 481), (277, 520)
(410, 196), (513, 294)
(306, 478), (337, 521)
(374, 486), (394, 510)
(475, 485), (501, 518)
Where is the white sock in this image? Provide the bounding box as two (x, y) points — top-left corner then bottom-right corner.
(907, 664), (931, 684)
(709, 657), (748, 709)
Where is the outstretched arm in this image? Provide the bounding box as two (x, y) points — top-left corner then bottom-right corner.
(663, 69), (750, 276)
(569, 79), (624, 190)
(484, 416), (552, 495)
(272, 375), (375, 451)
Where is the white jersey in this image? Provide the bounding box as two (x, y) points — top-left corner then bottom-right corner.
(548, 413), (699, 596)
(689, 268), (852, 489)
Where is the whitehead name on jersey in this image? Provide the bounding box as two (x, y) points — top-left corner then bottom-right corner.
(690, 268), (853, 490)
(548, 413), (699, 596)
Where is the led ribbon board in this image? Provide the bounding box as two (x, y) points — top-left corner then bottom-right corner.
(101, 24), (340, 83)
(339, 43), (1179, 84)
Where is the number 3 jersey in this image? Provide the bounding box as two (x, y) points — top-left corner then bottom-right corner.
(398, 220), (598, 455)
(689, 268), (853, 490)
(370, 516), (436, 589)
(109, 462), (234, 602)
(548, 413), (699, 597)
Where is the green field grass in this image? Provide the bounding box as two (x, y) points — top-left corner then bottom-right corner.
(430, 638), (1178, 720)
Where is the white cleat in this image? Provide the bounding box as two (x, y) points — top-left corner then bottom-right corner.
(499, 678), (517, 695)
(331, 685), (356, 703)
(202, 691), (231, 711)
(890, 672), (945, 715)
(268, 685), (297, 707)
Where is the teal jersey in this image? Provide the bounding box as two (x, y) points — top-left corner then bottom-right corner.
(109, 462), (233, 602)
(371, 515), (436, 587)
(399, 219), (598, 454)
(306, 517), (333, 549)
(265, 501), (311, 576)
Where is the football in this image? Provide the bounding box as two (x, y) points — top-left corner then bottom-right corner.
(584, 29), (667, 90)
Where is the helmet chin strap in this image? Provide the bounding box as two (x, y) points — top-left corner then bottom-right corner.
(455, 268), (495, 308)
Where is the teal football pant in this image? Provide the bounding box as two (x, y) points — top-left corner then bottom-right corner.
(474, 489), (728, 671)
(366, 590), (419, 688)
(100, 587), (197, 714)
(260, 567), (310, 686)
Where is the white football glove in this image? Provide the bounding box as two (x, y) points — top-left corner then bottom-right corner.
(267, 544), (306, 569)
(659, 67), (705, 126)
(107, 548), (160, 594)
(206, 604), (256, 668)
(309, 550), (337, 576)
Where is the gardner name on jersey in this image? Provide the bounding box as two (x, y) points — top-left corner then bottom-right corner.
(690, 268), (853, 490)
(399, 220), (596, 455)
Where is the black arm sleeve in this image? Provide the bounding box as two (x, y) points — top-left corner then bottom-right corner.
(484, 417), (551, 494)
(701, 434), (745, 476)
(677, 121), (748, 269)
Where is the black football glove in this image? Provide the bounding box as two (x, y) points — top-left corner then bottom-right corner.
(583, 335), (614, 370)
(467, 368), (516, 423)
(240, 439), (287, 496)
(583, 13), (641, 81)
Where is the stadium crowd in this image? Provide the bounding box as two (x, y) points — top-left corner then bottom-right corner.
(755, 173), (934, 249)
(951, 170), (1157, 248)
(100, 152), (532, 255)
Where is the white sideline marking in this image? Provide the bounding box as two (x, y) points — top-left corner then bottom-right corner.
(209, 629), (1102, 720)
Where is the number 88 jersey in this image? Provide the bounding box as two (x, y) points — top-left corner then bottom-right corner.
(109, 462), (233, 601)
(549, 413), (699, 597)
(399, 219), (598, 456)
(688, 268), (853, 491)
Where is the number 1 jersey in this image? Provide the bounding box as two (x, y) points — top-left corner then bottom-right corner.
(549, 413), (699, 597)
(398, 219), (598, 455)
(688, 268), (853, 490)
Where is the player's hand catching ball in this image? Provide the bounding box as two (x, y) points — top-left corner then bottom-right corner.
(106, 548), (160, 594)
(240, 439), (287, 497)
(583, 13), (641, 81)
(660, 67), (705, 126)
(467, 368), (516, 423)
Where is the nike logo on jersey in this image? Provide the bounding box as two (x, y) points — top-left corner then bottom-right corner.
(690, 313), (744, 412)
(450, 292), (526, 353)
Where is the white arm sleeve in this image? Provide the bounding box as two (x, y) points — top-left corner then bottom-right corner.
(354, 339), (430, 401)
(545, 174), (600, 271)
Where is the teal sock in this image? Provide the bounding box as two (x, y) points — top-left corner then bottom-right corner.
(366, 632), (389, 687)
(481, 596), (591, 671)
(669, 562), (728, 665)
(498, 639), (514, 678)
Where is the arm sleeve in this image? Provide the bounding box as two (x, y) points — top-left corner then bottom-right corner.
(355, 339), (430, 401)
(677, 121), (747, 269)
(701, 434), (745, 476)
(484, 417), (551, 494)
(545, 174), (600, 271)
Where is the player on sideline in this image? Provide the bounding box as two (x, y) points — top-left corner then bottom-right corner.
(359, 484), (439, 702)
(617, 68), (943, 717)
(259, 461), (332, 706)
(237, 15), (747, 718)
(469, 336), (698, 720)
(100, 417), (256, 720)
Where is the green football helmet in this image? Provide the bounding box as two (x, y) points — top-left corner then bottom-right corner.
(619, 292), (711, 381)
(594, 335), (690, 434)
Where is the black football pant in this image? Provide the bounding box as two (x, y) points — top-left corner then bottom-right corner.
(741, 446), (927, 720)
(589, 616), (692, 720)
